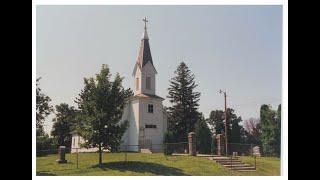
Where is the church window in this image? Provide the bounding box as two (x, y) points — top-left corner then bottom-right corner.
(145, 124), (157, 128)
(148, 104), (153, 113)
(136, 78), (139, 90)
(146, 76), (151, 89)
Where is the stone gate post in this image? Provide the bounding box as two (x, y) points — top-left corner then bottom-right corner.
(188, 132), (196, 156)
(216, 134), (225, 156)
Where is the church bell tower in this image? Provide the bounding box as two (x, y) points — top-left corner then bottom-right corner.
(132, 17), (158, 96)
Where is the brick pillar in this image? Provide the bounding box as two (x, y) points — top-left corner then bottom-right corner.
(56, 146), (67, 163)
(216, 134), (225, 156)
(188, 132), (196, 156)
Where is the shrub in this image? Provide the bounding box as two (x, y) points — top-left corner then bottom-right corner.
(194, 119), (212, 154)
(36, 135), (58, 156)
(163, 131), (176, 155)
(211, 137), (216, 155)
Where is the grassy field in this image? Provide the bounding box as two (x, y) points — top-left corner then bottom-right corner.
(238, 156), (281, 176)
(36, 153), (280, 176)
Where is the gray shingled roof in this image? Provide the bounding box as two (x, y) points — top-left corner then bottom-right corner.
(136, 38), (154, 68)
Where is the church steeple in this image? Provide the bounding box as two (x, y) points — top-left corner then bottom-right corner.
(136, 17), (155, 69)
(133, 17), (157, 95)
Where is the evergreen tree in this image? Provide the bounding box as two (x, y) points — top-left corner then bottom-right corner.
(75, 64), (132, 165)
(163, 131), (175, 155)
(167, 62), (201, 141)
(210, 137), (216, 155)
(230, 116), (243, 144)
(194, 114), (212, 154)
(226, 109), (237, 143)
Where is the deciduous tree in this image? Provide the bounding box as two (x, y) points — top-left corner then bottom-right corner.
(75, 64), (132, 165)
(36, 77), (53, 135)
(51, 103), (77, 149)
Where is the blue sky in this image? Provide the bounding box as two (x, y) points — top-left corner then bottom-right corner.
(37, 5), (282, 134)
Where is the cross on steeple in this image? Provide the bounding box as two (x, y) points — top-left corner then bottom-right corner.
(136, 17), (153, 67)
(143, 17), (148, 30)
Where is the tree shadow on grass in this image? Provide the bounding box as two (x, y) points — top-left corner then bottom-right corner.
(37, 171), (57, 176)
(91, 161), (187, 175)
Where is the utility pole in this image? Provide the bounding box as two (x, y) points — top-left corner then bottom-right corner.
(219, 89), (228, 156)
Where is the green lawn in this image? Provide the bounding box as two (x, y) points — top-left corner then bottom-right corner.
(36, 153), (280, 176)
(236, 156), (281, 176)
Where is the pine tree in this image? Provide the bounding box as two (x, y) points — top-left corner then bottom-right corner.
(230, 116), (243, 144)
(167, 62), (201, 141)
(194, 114), (212, 154)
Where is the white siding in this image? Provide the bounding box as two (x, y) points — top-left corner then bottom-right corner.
(140, 61), (156, 95)
(120, 96), (167, 152)
(133, 67), (142, 95)
(120, 98), (140, 151)
(71, 135), (99, 153)
(139, 98), (165, 146)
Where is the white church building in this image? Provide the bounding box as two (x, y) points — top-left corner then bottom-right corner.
(119, 18), (167, 152)
(71, 18), (167, 153)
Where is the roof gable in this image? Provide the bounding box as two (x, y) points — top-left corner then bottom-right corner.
(142, 60), (157, 74)
(132, 62), (141, 76)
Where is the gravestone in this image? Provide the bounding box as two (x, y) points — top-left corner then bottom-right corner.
(56, 146), (67, 163)
(216, 134), (225, 156)
(233, 152), (238, 157)
(252, 146), (261, 157)
(188, 132), (196, 156)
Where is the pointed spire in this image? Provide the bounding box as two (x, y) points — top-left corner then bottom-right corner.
(142, 17), (149, 40)
(136, 17), (155, 69)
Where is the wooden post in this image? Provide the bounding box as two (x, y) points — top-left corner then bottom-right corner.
(254, 156), (257, 170)
(223, 91), (228, 156)
(125, 145), (127, 162)
(219, 90), (228, 155)
(231, 155), (233, 170)
(98, 143), (102, 166)
(76, 148), (79, 169)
